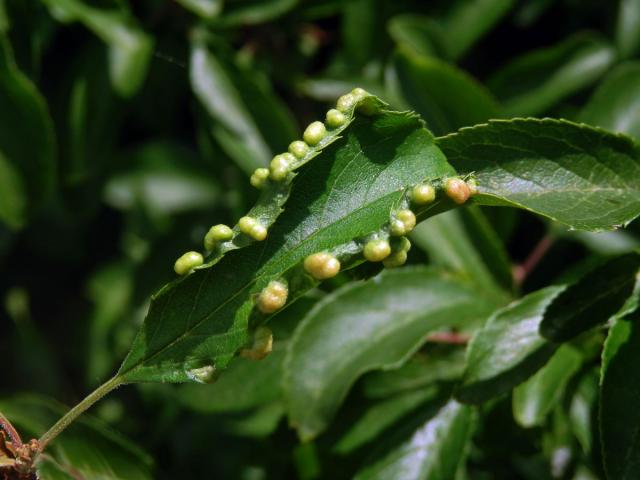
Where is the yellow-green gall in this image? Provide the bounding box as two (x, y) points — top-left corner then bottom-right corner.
(250, 168), (270, 189)
(383, 250), (407, 268)
(289, 140), (309, 159)
(241, 326), (274, 360)
(363, 239), (391, 262)
(304, 252), (341, 280)
(336, 93), (356, 112)
(351, 87), (368, 100)
(269, 153), (294, 181)
(239, 216), (268, 241)
(398, 237), (412, 252)
(303, 121), (327, 146)
(325, 109), (346, 128)
(411, 183), (436, 205)
(444, 178), (471, 205)
(174, 251), (204, 275)
(204, 224), (234, 250)
(390, 209), (416, 236)
(467, 178), (479, 195)
(256, 281), (288, 314)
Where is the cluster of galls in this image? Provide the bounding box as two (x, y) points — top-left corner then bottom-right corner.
(172, 88), (480, 322)
(172, 88), (373, 277)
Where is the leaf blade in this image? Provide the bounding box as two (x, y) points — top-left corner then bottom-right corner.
(600, 312), (640, 480)
(284, 267), (497, 440)
(438, 118), (640, 231)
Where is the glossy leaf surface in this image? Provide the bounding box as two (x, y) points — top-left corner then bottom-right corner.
(438, 118), (640, 231)
(118, 105), (455, 384)
(457, 286), (562, 404)
(354, 399), (475, 480)
(284, 267), (497, 440)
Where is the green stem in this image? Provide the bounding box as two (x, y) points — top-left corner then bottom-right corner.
(38, 375), (124, 451)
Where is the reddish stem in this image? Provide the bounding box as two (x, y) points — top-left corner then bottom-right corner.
(426, 332), (471, 345)
(513, 234), (555, 287)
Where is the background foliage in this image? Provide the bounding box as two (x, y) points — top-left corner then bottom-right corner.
(1, 0), (640, 479)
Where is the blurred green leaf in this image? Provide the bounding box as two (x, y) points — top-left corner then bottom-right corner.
(441, 0), (515, 60)
(190, 37), (297, 173)
(456, 286), (562, 404)
(0, 36), (55, 229)
(388, 14), (442, 58)
(118, 103), (457, 384)
(580, 62), (640, 140)
(104, 141), (219, 216)
(540, 253), (640, 341)
(216, 0), (297, 26)
(512, 345), (582, 427)
(284, 267), (497, 440)
(221, 401), (284, 438)
(85, 262), (134, 386)
(42, 0), (153, 97)
(0, 395), (153, 480)
(179, 348), (284, 413)
(335, 387), (440, 455)
(362, 350), (467, 399)
(569, 370), (598, 454)
(390, 48), (500, 136)
(600, 312), (640, 480)
(411, 206), (512, 301)
(562, 229), (640, 255)
(438, 118), (640, 231)
(0, 150), (26, 228)
(354, 399), (475, 480)
(0, 0), (8, 33)
(616, 0), (640, 58)
(488, 33), (615, 116)
(342, 0), (382, 68)
(176, 0), (222, 19)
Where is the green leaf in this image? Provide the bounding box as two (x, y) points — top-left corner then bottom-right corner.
(456, 286), (563, 404)
(488, 33), (615, 116)
(411, 206), (512, 300)
(284, 267), (498, 440)
(118, 101), (457, 385)
(104, 141), (220, 216)
(190, 38), (297, 173)
(354, 399), (475, 480)
(580, 62), (640, 140)
(512, 345), (582, 427)
(440, 0), (515, 60)
(0, 150), (26, 229)
(42, 0), (153, 97)
(390, 48), (500, 136)
(0, 0), (7, 33)
(616, 0), (640, 58)
(178, 348), (284, 413)
(175, 0), (222, 19)
(362, 350), (467, 399)
(0, 395), (153, 479)
(216, 0), (297, 26)
(563, 230), (640, 255)
(569, 370), (598, 454)
(387, 14), (442, 58)
(600, 312), (640, 480)
(335, 387), (440, 455)
(0, 37), (56, 228)
(341, 0), (383, 68)
(540, 253), (640, 341)
(438, 118), (640, 231)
